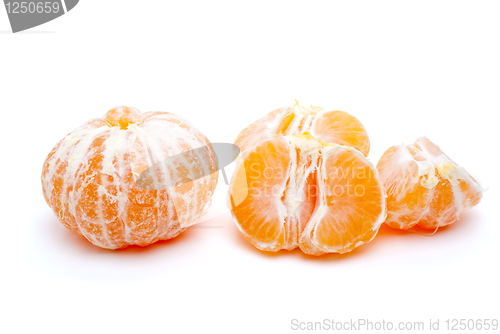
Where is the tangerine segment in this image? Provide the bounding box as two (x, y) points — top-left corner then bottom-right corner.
(41, 106), (218, 249)
(376, 145), (436, 229)
(310, 110), (370, 157)
(234, 103), (370, 157)
(227, 134), (386, 255)
(300, 146), (386, 255)
(229, 137), (292, 251)
(377, 137), (483, 231)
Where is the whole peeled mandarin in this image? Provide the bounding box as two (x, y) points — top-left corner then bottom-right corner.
(41, 106), (218, 249)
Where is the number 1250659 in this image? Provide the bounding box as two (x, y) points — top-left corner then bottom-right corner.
(5, 2), (61, 14)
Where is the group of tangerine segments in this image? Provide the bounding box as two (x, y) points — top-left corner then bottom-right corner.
(41, 104), (483, 254)
(227, 102), (483, 255)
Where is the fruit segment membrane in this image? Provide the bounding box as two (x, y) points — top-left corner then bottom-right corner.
(377, 137), (483, 231)
(228, 134), (386, 255)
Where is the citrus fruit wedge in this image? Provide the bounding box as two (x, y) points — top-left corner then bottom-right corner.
(235, 102), (370, 157)
(227, 134), (386, 255)
(377, 137), (483, 231)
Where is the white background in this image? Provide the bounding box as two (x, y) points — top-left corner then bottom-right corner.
(1, 1), (499, 333)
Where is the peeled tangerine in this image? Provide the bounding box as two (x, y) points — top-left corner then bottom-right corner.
(41, 106), (218, 249)
(227, 134), (386, 255)
(235, 102), (370, 156)
(377, 137), (483, 232)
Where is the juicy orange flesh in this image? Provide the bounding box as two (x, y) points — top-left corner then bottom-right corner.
(277, 113), (295, 134)
(228, 136), (385, 255)
(376, 145), (433, 229)
(459, 178), (481, 209)
(376, 137), (483, 231)
(311, 110), (370, 157)
(234, 108), (283, 154)
(417, 174), (457, 229)
(234, 106), (370, 157)
(104, 106), (141, 130)
(312, 150), (383, 251)
(229, 138), (290, 249)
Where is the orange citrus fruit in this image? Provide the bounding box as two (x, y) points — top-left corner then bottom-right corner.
(227, 134), (386, 255)
(377, 137), (483, 231)
(41, 106), (218, 249)
(235, 102), (370, 157)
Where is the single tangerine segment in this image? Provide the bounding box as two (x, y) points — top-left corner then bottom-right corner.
(41, 106), (218, 249)
(234, 103), (370, 157)
(227, 134), (386, 255)
(310, 110), (370, 156)
(377, 136), (483, 231)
